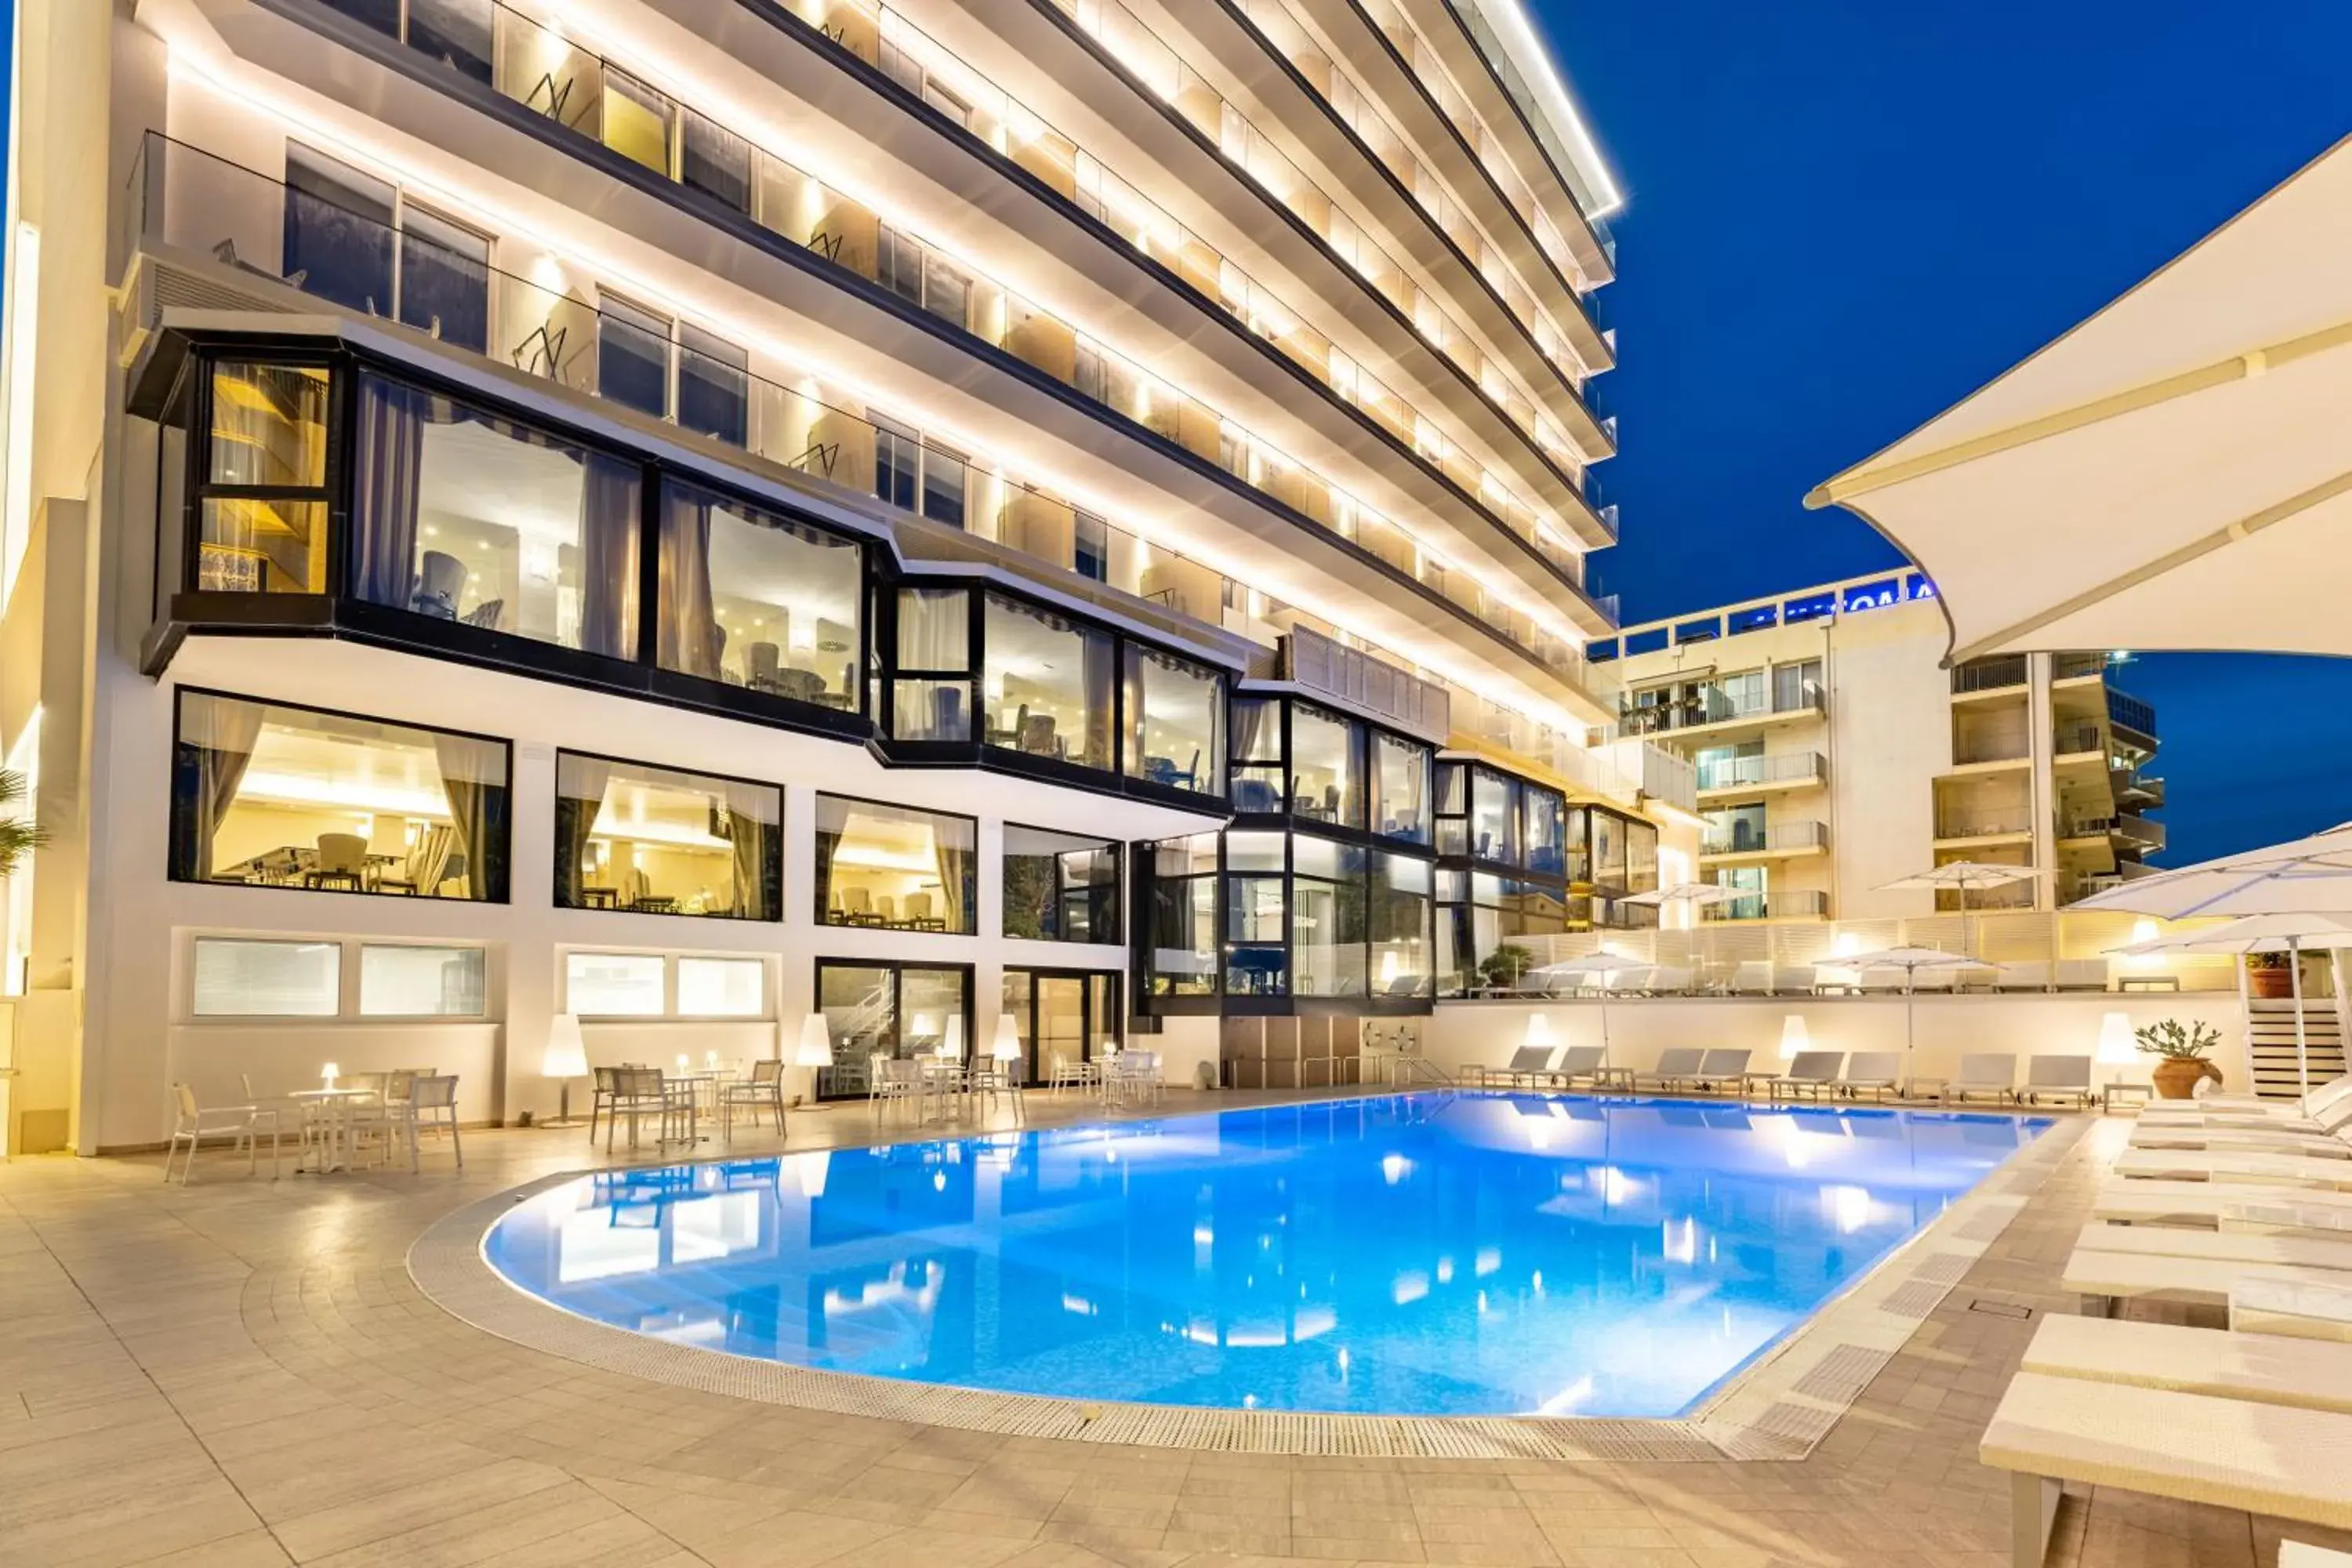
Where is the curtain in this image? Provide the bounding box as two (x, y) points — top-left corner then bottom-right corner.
(656, 481), (717, 677)
(350, 377), (428, 609)
(932, 824), (970, 935)
(408, 822), (455, 898)
(178, 695), (264, 880)
(724, 782), (775, 920)
(433, 733), (499, 899)
(1232, 699), (1276, 763)
(554, 754), (614, 907)
(1081, 628), (1116, 770)
(578, 452), (641, 659)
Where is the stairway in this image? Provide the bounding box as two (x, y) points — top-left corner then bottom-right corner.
(2247, 998), (2349, 1100)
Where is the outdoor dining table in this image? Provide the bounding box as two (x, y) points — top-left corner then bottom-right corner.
(288, 1086), (379, 1173)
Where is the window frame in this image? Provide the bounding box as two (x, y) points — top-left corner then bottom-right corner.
(810, 956), (975, 1100)
(559, 947), (773, 1021)
(187, 354), (345, 597)
(811, 789), (981, 935)
(1000, 822), (1122, 946)
(550, 746), (785, 923)
(183, 933), (492, 1022)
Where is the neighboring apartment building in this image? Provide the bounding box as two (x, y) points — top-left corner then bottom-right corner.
(0, 0), (1691, 1150)
(1588, 572), (2161, 924)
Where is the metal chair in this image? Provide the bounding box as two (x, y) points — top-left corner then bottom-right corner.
(164, 1083), (281, 1184)
(390, 1075), (464, 1171)
(605, 1067), (673, 1151)
(720, 1059), (788, 1142)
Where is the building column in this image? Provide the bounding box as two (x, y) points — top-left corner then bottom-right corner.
(2026, 652), (2056, 911)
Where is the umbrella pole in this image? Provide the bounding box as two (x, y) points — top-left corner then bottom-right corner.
(2292, 937), (2311, 1099)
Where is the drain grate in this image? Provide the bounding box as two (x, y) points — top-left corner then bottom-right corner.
(1967, 1298), (2034, 1320)
(1878, 1279), (1951, 1319)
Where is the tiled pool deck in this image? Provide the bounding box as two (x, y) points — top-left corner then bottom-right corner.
(5, 1087), (2350, 1567)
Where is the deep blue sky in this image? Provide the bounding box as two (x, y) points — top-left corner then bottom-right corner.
(1548, 0), (2352, 864)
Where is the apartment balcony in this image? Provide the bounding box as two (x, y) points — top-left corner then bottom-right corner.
(1950, 654), (2029, 697)
(2116, 772), (2166, 809)
(1933, 818), (2035, 851)
(1699, 821), (1828, 865)
(1945, 736), (2032, 772)
(1619, 681), (1826, 743)
(2051, 652), (2108, 683)
(1700, 888), (1829, 922)
(1694, 750), (1827, 797)
(2107, 687), (2158, 739)
(2065, 814), (2168, 853)
(1937, 881), (2036, 914)
(2053, 723), (2107, 760)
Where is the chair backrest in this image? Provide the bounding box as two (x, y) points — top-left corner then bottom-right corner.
(1790, 1050), (1844, 1081)
(906, 891), (933, 919)
(1733, 961), (1773, 993)
(411, 1074), (458, 1109)
(316, 832), (367, 873)
(1649, 966), (1693, 993)
(1604, 966), (1655, 993)
(1777, 965), (1820, 991)
(1653, 1047), (1705, 1074)
(615, 1066), (662, 1098)
(1845, 1051), (1902, 1083)
(1997, 960), (2050, 989)
(384, 1069), (416, 1103)
(2056, 959), (2111, 990)
(1858, 967), (1907, 992)
(2303, 1075), (2352, 1116)
(2027, 1054), (2092, 1089)
(881, 1058), (922, 1086)
(1557, 1045), (1605, 1074)
(1956, 1052), (2014, 1087)
(1909, 967), (1959, 991)
(842, 886), (871, 913)
(172, 1082), (199, 1123)
(1505, 1045), (1552, 1072)
(752, 1058), (782, 1084)
(1699, 1048), (1751, 1076)
(593, 1065), (617, 1091)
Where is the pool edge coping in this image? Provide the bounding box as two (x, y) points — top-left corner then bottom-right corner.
(406, 1097), (2089, 1462)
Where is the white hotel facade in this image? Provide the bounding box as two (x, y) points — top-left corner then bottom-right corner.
(0, 0), (1698, 1152)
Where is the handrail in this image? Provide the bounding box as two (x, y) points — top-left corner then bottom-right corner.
(1694, 750), (1824, 790)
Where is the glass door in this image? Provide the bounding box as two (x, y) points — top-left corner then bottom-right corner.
(1001, 967), (1121, 1084)
(815, 960), (971, 1100)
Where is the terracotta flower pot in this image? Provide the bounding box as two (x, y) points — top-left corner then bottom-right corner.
(2152, 1057), (2221, 1099)
(2249, 966), (2296, 1000)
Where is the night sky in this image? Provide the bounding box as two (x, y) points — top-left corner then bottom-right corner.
(1548, 0), (2352, 864)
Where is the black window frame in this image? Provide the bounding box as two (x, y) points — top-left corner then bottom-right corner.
(1000, 822), (1123, 946)
(811, 789), (979, 935)
(811, 956), (975, 1102)
(550, 746), (784, 921)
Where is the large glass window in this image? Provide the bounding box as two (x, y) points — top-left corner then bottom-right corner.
(350, 373), (641, 657)
(1229, 697), (1283, 812)
(554, 752), (780, 920)
(1591, 808), (1628, 893)
(1373, 733), (1431, 844)
(1001, 826), (1120, 944)
(191, 938), (341, 1017)
(677, 956), (764, 1017)
(358, 943), (487, 1016)
(198, 362), (332, 593)
(677, 322), (750, 448)
(1000, 969), (1120, 1086)
(564, 951), (666, 1015)
(1145, 833), (1218, 997)
(1291, 835), (1366, 997)
(656, 478), (861, 709)
(814, 960), (970, 1099)
(982, 596), (1113, 770)
(171, 691), (510, 902)
(1371, 853), (1433, 999)
(1562, 804), (1593, 886)
(1434, 866), (1469, 998)
(597, 293), (672, 418)
(285, 143), (394, 318)
(892, 587), (971, 742)
(1123, 647), (1225, 796)
(1470, 768), (1518, 864)
(1291, 705), (1361, 827)
(1523, 786), (1566, 877)
(815, 795), (975, 934)
(1225, 831), (1287, 996)
(396, 204), (491, 355)
(1434, 761), (1468, 857)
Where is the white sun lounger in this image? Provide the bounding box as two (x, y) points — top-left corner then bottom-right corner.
(2142, 1095), (2352, 1137)
(2129, 1123), (2352, 1159)
(1693, 1048), (1754, 1094)
(1944, 1052), (2017, 1105)
(2189, 1076), (2352, 1118)
(1550, 1045), (1607, 1087)
(1633, 1048), (1705, 1093)
(1765, 1051), (1844, 1102)
(2073, 1221), (2352, 1273)
(2113, 1149), (2352, 1190)
(2090, 1179), (2352, 1227)
(1984, 1373), (2352, 1568)
(2021, 1054), (2097, 1109)
(1839, 1051), (1904, 1102)
(1462, 1046), (1556, 1087)
(2020, 1313), (2352, 1416)
(2062, 1243), (2352, 1315)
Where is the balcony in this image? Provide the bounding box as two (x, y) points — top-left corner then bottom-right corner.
(2067, 815), (2168, 852)
(1700, 821), (1828, 862)
(2117, 773), (2166, 809)
(1619, 681), (1826, 741)
(1933, 818), (2034, 848)
(2053, 724), (2106, 759)
(1701, 888), (1829, 922)
(2052, 652), (2108, 681)
(1951, 655), (2029, 695)
(1695, 751), (1827, 796)
(2107, 688), (2158, 739)
(1641, 745), (1698, 815)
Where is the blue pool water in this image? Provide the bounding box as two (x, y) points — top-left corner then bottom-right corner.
(485, 1094), (2049, 1418)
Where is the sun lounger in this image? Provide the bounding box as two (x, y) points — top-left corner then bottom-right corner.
(1549, 1045), (1607, 1087)
(1633, 1047), (1706, 1093)
(2140, 1102), (2346, 1134)
(1774, 964), (1820, 995)
(2054, 958), (2111, 992)
(1983, 1372), (2352, 1568)
(1730, 960), (1774, 995)
(2062, 1243), (2351, 1315)
(1944, 1052), (2017, 1105)
(1645, 965), (1694, 996)
(1766, 1051), (1844, 1102)
(2114, 1149), (2352, 1190)
(2022, 1054), (2096, 1109)
(2020, 1313), (2352, 1416)
(2091, 1178), (2352, 1227)
(1995, 960), (2050, 993)
(2072, 1221), (2352, 1273)
(2185, 1076), (2352, 1119)
(1839, 1051), (1904, 1102)
(1692, 1048), (1754, 1094)
(1461, 1045), (1555, 1087)
(2129, 1123), (2352, 1158)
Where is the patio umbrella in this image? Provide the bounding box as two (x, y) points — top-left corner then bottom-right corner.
(1522, 953), (1637, 1060)
(1834, 946), (1996, 1076)
(1619, 882), (1738, 981)
(2111, 913), (2352, 1097)
(1878, 861), (2039, 957)
(1804, 133), (2352, 662)
(2074, 822), (2352, 920)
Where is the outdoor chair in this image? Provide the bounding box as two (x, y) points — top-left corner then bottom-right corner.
(1634, 1047), (1706, 1093)
(1730, 960), (1774, 995)
(163, 1083), (281, 1184)
(1646, 965), (1696, 996)
(2024, 1054), (2098, 1109)
(1945, 1052), (2019, 1105)
(604, 1067), (673, 1151)
(1692, 1048), (1754, 1094)
(1839, 1051), (1905, 1102)
(1550, 1045), (1607, 1087)
(1767, 1051), (1845, 1102)
(390, 1075), (463, 1171)
(1997, 961), (2053, 993)
(1047, 1053), (1098, 1092)
(720, 1059), (788, 1142)
(1464, 1045), (1555, 1087)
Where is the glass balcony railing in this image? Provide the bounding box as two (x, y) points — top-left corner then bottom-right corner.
(1618, 681), (1824, 736)
(306, 0), (1610, 618)
(1936, 817), (2033, 840)
(2107, 688), (2157, 736)
(129, 131), (1601, 681)
(1700, 888), (1828, 922)
(1700, 820), (1826, 857)
(1695, 751), (1826, 791)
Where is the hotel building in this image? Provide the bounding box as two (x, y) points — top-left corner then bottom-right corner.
(0, 0), (1693, 1151)
(1591, 571), (2163, 926)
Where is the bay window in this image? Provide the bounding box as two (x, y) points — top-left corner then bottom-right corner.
(554, 752), (781, 920)
(656, 477), (862, 708)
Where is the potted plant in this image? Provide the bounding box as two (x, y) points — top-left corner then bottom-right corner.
(2136, 1018), (2225, 1099)
(2247, 951), (2296, 1000)
(1479, 943), (1535, 993)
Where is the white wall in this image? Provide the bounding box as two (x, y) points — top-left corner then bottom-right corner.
(1424, 992), (2248, 1094)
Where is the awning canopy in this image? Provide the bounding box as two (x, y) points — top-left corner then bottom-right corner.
(1806, 133), (2352, 664)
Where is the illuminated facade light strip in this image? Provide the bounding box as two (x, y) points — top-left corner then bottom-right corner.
(1470, 0), (1624, 217)
(152, 33), (1595, 739)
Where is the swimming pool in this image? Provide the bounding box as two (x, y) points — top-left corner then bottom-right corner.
(484, 1093), (2049, 1419)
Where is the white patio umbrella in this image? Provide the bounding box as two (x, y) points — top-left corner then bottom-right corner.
(1835, 946), (1998, 1076)
(1619, 882), (1738, 981)
(2111, 913), (2352, 1097)
(1876, 862), (2040, 956)
(1805, 132), (2352, 662)
(1523, 953), (1639, 1059)
(2073, 822), (2352, 920)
